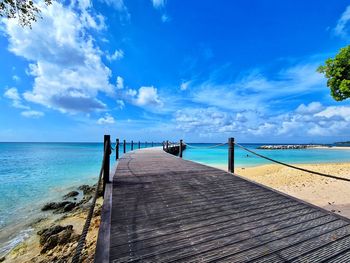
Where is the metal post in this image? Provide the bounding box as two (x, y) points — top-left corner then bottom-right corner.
(123, 139), (126, 153)
(103, 135), (111, 194)
(116, 138), (119, 160)
(179, 139), (183, 158)
(131, 140), (133, 151)
(166, 140), (169, 152)
(138, 141), (140, 149)
(228, 137), (234, 173)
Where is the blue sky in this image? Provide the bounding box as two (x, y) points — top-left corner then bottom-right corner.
(1, 0), (350, 143)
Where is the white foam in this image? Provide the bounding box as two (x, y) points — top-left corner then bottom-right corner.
(0, 228), (33, 257)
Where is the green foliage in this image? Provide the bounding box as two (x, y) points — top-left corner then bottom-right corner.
(318, 45), (350, 101)
(0, 0), (52, 28)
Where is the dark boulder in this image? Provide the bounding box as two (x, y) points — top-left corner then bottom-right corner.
(41, 201), (71, 211)
(63, 202), (76, 212)
(38, 225), (73, 253)
(63, 191), (79, 199)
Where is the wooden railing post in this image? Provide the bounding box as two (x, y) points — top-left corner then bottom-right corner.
(131, 140), (133, 151)
(123, 139), (126, 153)
(228, 137), (234, 173)
(166, 140), (169, 152)
(138, 141), (140, 149)
(103, 135), (111, 194)
(179, 139), (183, 158)
(116, 138), (119, 160)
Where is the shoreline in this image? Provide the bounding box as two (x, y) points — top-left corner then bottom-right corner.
(211, 162), (350, 219)
(1, 184), (102, 262)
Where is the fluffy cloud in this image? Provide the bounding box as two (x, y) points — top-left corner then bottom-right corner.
(4, 87), (29, 109)
(133, 86), (163, 107)
(2, 0), (114, 114)
(116, 76), (124, 89)
(334, 5), (350, 38)
(21, 110), (44, 118)
(106, 49), (124, 61)
(174, 102), (350, 140)
(97, 113), (115, 124)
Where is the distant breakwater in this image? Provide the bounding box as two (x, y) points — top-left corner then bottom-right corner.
(257, 145), (326, 150)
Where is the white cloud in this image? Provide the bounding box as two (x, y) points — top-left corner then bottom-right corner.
(174, 102), (350, 141)
(2, 0), (114, 114)
(180, 80), (190, 91)
(21, 110), (44, 118)
(334, 5), (350, 38)
(12, 75), (20, 82)
(116, 76), (124, 89)
(296, 102), (323, 114)
(126, 89), (137, 97)
(116, 99), (125, 109)
(133, 86), (163, 107)
(106, 49), (124, 61)
(151, 0), (166, 9)
(97, 113), (115, 124)
(192, 63), (325, 112)
(98, 0), (130, 21)
(4, 87), (29, 109)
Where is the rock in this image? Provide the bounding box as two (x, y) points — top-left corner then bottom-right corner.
(63, 202), (76, 212)
(78, 185), (94, 195)
(257, 144), (325, 150)
(41, 201), (71, 211)
(38, 225), (66, 245)
(63, 191), (79, 199)
(57, 226), (73, 245)
(39, 225), (73, 254)
(0, 256), (5, 262)
(41, 234), (59, 253)
(78, 196), (92, 205)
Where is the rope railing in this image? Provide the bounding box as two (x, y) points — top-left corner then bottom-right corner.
(71, 141), (111, 263)
(234, 141), (350, 183)
(183, 142), (228, 149)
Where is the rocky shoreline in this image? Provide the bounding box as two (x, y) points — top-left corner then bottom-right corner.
(1, 183), (103, 263)
(257, 144), (326, 150)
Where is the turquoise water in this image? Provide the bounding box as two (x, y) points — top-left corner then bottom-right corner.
(1, 142), (350, 256)
(0, 142), (158, 256)
(182, 143), (350, 167)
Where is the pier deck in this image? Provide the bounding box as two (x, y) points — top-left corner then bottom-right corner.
(99, 147), (350, 262)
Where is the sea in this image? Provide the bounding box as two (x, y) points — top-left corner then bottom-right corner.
(1, 142), (350, 256)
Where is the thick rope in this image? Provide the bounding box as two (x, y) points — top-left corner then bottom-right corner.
(183, 142), (228, 149)
(71, 143), (109, 263)
(234, 142), (350, 183)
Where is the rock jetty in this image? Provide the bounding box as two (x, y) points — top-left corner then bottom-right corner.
(257, 144), (324, 150)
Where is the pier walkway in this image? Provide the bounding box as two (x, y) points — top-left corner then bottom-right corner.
(97, 147), (350, 262)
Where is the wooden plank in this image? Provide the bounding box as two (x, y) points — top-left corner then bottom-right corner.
(95, 147), (350, 263)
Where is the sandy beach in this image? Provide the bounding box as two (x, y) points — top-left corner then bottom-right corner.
(214, 162), (350, 218)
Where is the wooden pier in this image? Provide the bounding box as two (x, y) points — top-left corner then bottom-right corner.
(95, 146), (350, 262)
